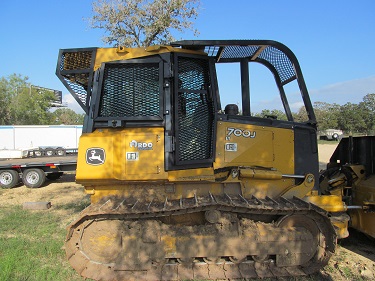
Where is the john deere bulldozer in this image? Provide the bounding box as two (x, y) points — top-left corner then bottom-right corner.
(56, 40), (349, 280)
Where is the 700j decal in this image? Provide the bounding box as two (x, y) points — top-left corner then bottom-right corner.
(227, 127), (256, 138)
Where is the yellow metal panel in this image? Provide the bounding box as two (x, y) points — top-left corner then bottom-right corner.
(168, 168), (215, 182)
(76, 128), (167, 184)
(214, 121), (295, 198)
(76, 133), (115, 180)
(214, 122), (294, 174)
(94, 46), (206, 71)
(224, 127), (274, 164)
(124, 132), (164, 176)
(350, 174), (375, 238)
(350, 209), (375, 239)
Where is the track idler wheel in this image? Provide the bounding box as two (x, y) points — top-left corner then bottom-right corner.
(277, 213), (336, 273)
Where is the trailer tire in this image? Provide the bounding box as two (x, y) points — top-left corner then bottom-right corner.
(56, 147), (66, 156)
(22, 168), (46, 188)
(44, 147), (55, 157)
(0, 170), (19, 188)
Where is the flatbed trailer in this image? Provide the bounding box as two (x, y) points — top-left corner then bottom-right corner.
(0, 155), (77, 188)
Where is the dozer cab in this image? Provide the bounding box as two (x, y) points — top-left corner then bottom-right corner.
(56, 40), (348, 280)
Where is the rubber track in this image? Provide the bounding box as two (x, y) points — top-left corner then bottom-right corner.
(66, 194), (337, 280)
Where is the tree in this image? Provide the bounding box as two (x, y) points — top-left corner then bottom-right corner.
(0, 74), (56, 125)
(0, 76), (12, 124)
(337, 102), (367, 134)
(254, 109), (287, 121)
(52, 108), (85, 125)
(313, 101), (340, 131)
(12, 87), (56, 125)
(89, 0), (200, 47)
(293, 106), (308, 123)
(360, 93), (375, 134)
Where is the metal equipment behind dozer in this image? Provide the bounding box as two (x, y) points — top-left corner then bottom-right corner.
(320, 136), (375, 238)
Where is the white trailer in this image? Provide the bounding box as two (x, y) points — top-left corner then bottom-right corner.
(0, 125), (82, 150)
(0, 125), (82, 159)
(0, 125), (81, 188)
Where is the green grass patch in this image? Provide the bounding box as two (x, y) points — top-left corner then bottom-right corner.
(0, 206), (83, 281)
(340, 266), (356, 280)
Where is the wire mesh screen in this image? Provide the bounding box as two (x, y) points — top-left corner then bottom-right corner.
(258, 46), (295, 84)
(60, 51), (92, 71)
(220, 45), (259, 59)
(99, 63), (161, 118)
(208, 45), (296, 84)
(58, 50), (94, 109)
(176, 57), (214, 162)
(62, 74), (90, 106)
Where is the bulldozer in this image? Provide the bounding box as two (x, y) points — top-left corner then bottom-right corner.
(56, 40), (349, 280)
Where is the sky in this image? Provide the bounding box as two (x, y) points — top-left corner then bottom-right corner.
(1, 0), (374, 114)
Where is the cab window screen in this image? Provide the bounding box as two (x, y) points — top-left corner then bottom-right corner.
(175, 56), (214, 163)
(99, 63), (160, 118)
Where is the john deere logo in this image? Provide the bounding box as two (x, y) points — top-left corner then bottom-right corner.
(86, 148), (105, 165)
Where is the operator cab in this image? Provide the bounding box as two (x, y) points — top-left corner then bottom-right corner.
(57, 40), (319, 181)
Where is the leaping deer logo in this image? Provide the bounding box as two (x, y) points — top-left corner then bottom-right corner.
(86, 148), (105, 165)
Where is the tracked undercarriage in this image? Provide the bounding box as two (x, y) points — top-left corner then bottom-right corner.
(66, 194), (336, 281)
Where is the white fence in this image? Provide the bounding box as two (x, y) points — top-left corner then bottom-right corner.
(0, 125), (83, 150)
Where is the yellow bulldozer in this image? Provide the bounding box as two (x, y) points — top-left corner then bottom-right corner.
(56, 40), (351, 280)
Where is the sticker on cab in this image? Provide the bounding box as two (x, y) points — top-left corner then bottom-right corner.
(225, 143), (238, 152)
(126, 152), (139, 161)
(86, 148), (106, 165)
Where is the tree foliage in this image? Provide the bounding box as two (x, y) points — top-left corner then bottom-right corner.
(254, 109), (287, 121)
(0, 76), (12, 124)
(51, 108), (85, 125)
(312, 101), (340, 131)
(360, 93), (375, 133)
(89, 0), (200, 47)
(0, 74), (56, 125)
(292, 106), (308, 123)
(0, 74), (84, 126)
(259, 93), (375, 135)
(337, 102), (367, 133)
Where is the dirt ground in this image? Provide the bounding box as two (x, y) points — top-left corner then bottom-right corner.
(0, 144), (374, 280)
(318, 143), (338, 170)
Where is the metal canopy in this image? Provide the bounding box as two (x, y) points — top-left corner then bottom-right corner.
(171, 40), (300, 86)
(171, 40), (316, 123)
